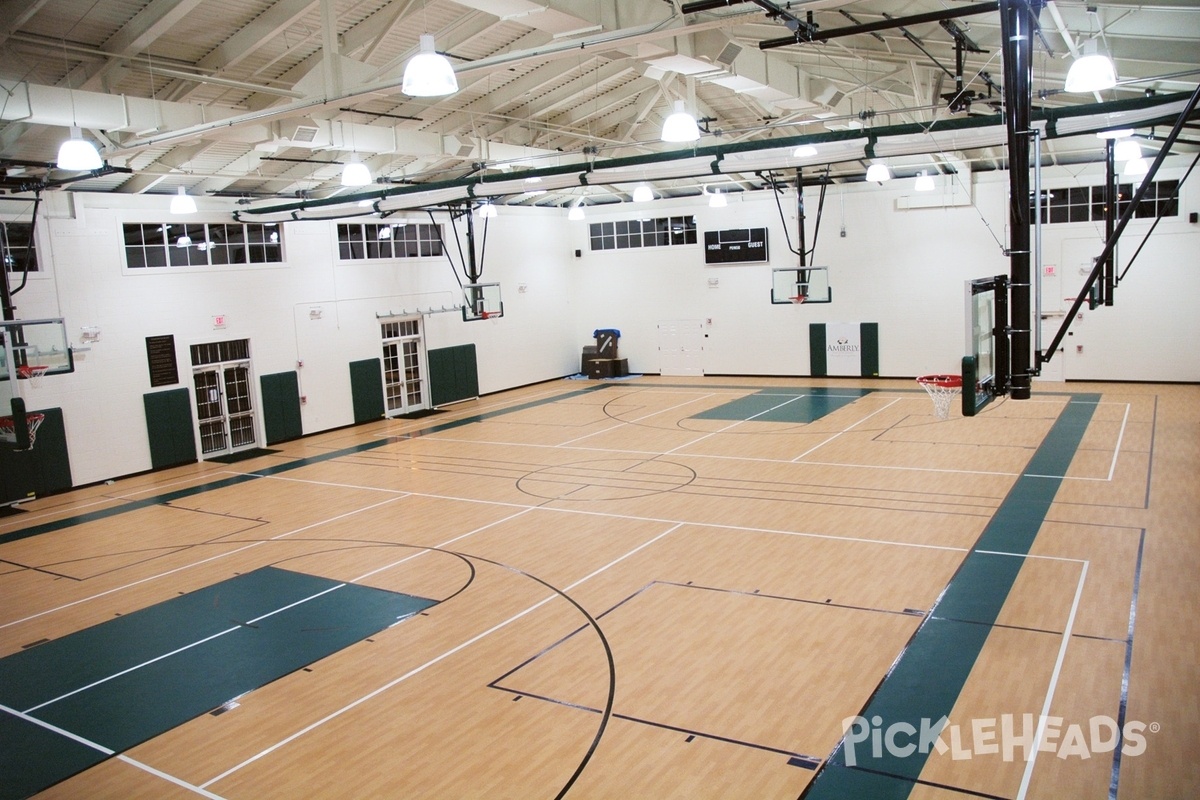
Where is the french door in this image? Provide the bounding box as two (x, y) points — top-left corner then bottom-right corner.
(191, 339), (258, 456)
(381, 318), (428, 415)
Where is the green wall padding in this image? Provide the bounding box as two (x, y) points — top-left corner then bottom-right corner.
(428, 344), (479, 407)
(860, 322), (879, 377)
(260, 371), (303, 444)
(808, 324), (827, 376)
(0, 407), (72, 504)
(143, 388), (196, 470)
(349, 359), (385, 423)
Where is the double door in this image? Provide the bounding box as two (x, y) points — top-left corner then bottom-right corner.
(192, 343), (257, 456)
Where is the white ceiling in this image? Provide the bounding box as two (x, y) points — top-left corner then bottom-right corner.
(0, 0), (1197, 211)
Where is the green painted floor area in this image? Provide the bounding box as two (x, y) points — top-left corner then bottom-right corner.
(803, 394), (1099, 798)
(0, 566), (435, 799)
(691, 388), (874, 424)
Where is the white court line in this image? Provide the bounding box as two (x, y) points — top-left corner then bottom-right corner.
(0, 703), (226, 799)
(0, 496), (405, 630)
(200, 522), (683, 789)
(350, 506), (537, 584)
(559, 392), (718, 447)
(23, 584), (346, 713)
(663, 394), (809, 455)
(1025, 402), (1130, 482)
(1016, 559), (1089, 800)
(791, 398), (902, 462)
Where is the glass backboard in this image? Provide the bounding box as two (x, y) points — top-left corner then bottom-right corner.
(462, 283), (503, 322)
(0, 318), (74, 381)
(771, 267), (831, 304)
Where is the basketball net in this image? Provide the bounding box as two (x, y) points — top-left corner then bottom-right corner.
(916, 375), (963, 420)
(0, 413), (45, 449)
(17, 365), (49, 388)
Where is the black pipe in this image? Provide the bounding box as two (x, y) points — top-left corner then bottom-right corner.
(9, 193), (41, 297)
(760, 2), (999, 49)
(796, 168), (806, 267)
(1104, 140), (1115, 305)
(1000, 0), (1037, 398)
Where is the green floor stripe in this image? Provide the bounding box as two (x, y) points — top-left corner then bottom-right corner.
(803, 395), (1099, 798)
(692, 388), (873, 424)
(0, 567), (435, 798)
(0, 712), (108, 800)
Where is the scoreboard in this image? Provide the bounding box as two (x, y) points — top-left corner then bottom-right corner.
(704, 227), (768, 264)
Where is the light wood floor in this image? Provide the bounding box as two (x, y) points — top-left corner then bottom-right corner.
(1, 376), (1196, 799)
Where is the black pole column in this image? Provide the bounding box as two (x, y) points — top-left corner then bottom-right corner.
(999, 0), (1037, 399)
(796, 168), (807, 267)
(464, 206), (483, 315)
(1104, 140), (1116, 306)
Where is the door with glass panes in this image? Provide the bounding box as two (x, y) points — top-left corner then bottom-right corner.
(191, 339), (258, 456)
(381, 318), (428, 415)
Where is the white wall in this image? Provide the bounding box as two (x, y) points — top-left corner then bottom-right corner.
(8, 195), (574, 485)
(5, 155), (1197, 486)
(569, 158), (1199, 382)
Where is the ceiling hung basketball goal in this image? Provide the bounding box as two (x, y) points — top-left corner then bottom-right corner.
(0, 318), (74, 450)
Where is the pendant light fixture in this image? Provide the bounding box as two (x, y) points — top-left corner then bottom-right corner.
(661, 101), (700, 143)
(567, 200), (585, 221)
(56, 126), (103, 171)
(792, 144), (818, 158)
(632, 184), (653, 203)
(1113, 139), (1141, 162)
(341, 153), (372, 187)
(170, 186), (197, 215)
(402, 34), (459, 97)
(478, 201), (497, 219)
(707, 188), (727, 208)
(1064, 40), (1117, 93)
(914, 171), (935, 192)
(865, 162), (891, 184)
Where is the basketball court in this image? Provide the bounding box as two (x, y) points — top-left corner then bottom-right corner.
(1, 373), (1193, 799)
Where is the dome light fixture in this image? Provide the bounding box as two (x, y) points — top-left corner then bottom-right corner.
(865, 162), (891, 184)
(56, 127), (103, 171)
(661, 101), (700, 143)
(402, 34), (459, 97)
(1064, 40), (1117, 93)
(341, 153), (372, 187)
(1113, 139), (1141, 162)
(170, 186), (197, 215)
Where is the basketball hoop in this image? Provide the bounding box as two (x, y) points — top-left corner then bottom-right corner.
(16, 365), (49, 388)
(0, 412), (45, 449)
(916, 374), (963, 420)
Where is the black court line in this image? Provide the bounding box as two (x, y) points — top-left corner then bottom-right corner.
(0, 385), (610, 547)
(490, 580), (911, 769)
